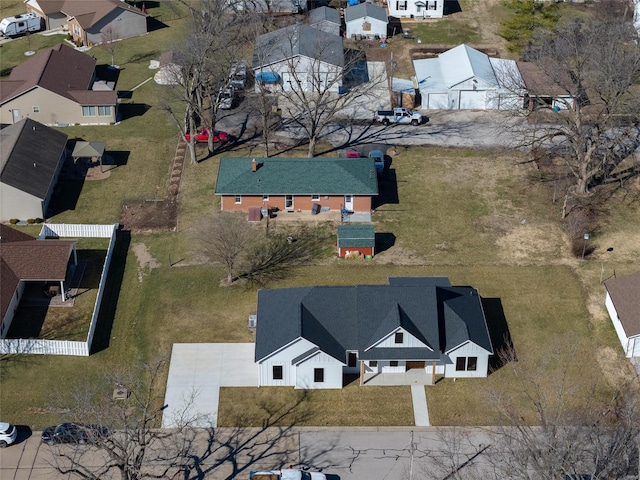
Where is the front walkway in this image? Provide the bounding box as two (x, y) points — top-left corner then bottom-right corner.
(411, 385), (430, 426)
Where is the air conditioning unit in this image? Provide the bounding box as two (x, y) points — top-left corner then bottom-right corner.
(248, 315), (257, 328)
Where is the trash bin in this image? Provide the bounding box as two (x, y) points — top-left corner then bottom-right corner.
(261, 207), (269, 218)
(311, 203), (321, 215)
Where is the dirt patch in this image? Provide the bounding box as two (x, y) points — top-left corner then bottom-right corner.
(374, 243), (429, 265)
(120, 199), (177, 233)
(131, 242), (161, 283)
(496, 222), (566, 263)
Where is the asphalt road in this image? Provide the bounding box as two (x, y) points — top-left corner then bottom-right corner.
(0, 427), (498, 480)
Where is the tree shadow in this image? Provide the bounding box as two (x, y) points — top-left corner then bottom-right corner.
(481, 297), (514, 374)
(375, 232), (396, 253)
(90, 229), (130, 354)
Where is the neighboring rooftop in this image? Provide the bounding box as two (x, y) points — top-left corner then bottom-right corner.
(344, 2), (388, 22)
(605, 272), (640, 336)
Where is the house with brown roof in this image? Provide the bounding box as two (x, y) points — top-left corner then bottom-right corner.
(0, 118), (68, 222)
(516, 61), (575, 111)
(605, 272), (640, 358)
(26, 0), (148, 46)
(0, 44), (117, 126)
(0, 224), (77, 340)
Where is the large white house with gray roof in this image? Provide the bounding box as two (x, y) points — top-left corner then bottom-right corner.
(413, 44), (524, 110)
(255, 277), (494, 389)
(253, 24), (344, 93)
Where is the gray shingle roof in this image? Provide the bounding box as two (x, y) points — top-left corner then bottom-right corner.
(215, 157), (379, 195)
(256, 278), (493, 362)
(309, 6), (341, 25)
(344, 3), (387, 23)
(0, 118), (68, 199)
(253, 24), (344, 69)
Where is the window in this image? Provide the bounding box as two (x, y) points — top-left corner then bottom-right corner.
(314, 368), (324, 383)
(234, 195), (241, 204)
(82, 106), (96, 117)
(428, 0), (437, 9)
(456, 357), (478, 371)
(272, 365), (283, 380)
(311, 194), (320, 201)
(348, 352), (357, 367)
(369, 361), (378, 367)
(390, 361), (398, 367)
(394, 332), (404, 344)
(396, 0), (407, 9)
(262, 194), (269, 201)
(73, 24), (80, 36)
(33, 106), (40, 113)
(98, 105), (111, 116)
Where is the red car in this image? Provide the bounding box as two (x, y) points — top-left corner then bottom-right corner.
(184, 128), (229, 143)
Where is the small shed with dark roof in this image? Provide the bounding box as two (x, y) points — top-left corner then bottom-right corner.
(337, 224), (375, 257)
(605, 272), (640, 358)
(254, 277), (494, 389)
(0, 118), (68, 222)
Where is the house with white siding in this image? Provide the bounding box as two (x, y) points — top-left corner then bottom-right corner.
(344, 3), (388, 39)
(255, 277), (494, 389)
(413, 44), (524, 110)
(388, 0), (444, 19)
(605, 272), (640, 358)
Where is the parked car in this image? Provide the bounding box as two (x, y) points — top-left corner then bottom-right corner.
(229, 61), (247, 90)
(346, 149), (360, 158)
(0, 422), (17, 448)
(375, 107), (422, 126)
(184, 128), (229, 143)
(41, 423), (108, 446)
(218, 85), (236, 109)
(250, 469), (327, 480)
(368, 150), (385, 174)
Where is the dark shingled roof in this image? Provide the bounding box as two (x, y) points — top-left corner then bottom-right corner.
(605, 272), (640, 337)
(0, 224), (75, 321)
(215, 157), (379, 196)
(0, 44), (117, 106)
(34, 0), (147, 29)
(0, 118), (68, 200)
(253, 24), (344, 69)
(255, 278), (493, 362)
(344, 3), (388, 23)
(309, 6), (341, 25)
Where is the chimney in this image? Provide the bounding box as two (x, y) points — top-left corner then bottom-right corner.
(251, 158), (257, 172)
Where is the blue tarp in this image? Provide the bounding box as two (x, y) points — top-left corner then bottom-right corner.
(256, 71), (281, 84)
(347, 0), (359, 5)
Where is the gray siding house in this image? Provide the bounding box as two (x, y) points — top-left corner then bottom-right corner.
(0, 118), (68, 222)
(255, 277), (494, 389)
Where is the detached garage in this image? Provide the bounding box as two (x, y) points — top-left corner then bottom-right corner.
(337, 224), (375, 258)
(413, 44), (524, 110)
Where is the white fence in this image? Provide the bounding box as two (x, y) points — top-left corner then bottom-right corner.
(0, 223), (119, 357)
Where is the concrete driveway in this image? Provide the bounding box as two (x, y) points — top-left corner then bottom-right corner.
(162, 343), (258, 428)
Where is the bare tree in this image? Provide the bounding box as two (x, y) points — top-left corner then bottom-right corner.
(45, 357), (211, 480)
(196, 211), (256, 285)
(482, 345), (640, 480)
(254, 24), (388, 157)
(508, 14), (640, 196)
(101, 26), (120, 67)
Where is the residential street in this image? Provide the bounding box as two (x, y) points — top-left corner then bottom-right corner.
(0, 427), (498, 479)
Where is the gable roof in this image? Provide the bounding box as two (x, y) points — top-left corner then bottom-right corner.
(0, 44), (118, 107)
(215, 157), (379, 196)
(255, 277), (493, 363)
(31, 0), (147, 29)
(337, 224), (375, 248)
(0, 118), (68, 199)
(605, 272), (640, 337)
(309, 6), (341, 25)
(253, 24), (344, 69)
(0, 224), (75, 321)
(344, 3), (388, 23)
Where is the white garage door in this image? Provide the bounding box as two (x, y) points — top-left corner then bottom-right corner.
(459, 90), (486, 109)
(427, 93), (448, 109)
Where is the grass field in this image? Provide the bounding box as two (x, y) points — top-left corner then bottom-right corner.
(1, 1), (639, 430)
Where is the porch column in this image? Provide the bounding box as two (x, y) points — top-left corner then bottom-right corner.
(359, 361), (364, 386)
(431, 360), (436, 384)
(60, 280), (66, 303)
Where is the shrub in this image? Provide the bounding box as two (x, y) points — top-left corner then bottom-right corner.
(9, 218), (19, 224)
(35, 218), (44, 224)
(27, 218), (35, 224)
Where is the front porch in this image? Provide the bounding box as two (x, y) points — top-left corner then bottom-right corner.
(361, 368), (435, 386)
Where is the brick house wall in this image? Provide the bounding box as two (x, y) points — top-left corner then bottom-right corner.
(220, 194), (371, 212)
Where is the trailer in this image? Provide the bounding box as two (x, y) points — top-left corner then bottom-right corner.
(0, 13), (42, 38)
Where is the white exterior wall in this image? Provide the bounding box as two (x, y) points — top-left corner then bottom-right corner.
(346, 17), (387, 38)
(0, 183), (44, 222)
(605, 292), (640, 357)
(0, 282), (25, 339)
(295, 351), (343, 389)
(255, 56), (342, 93)
(368, 327), (430, 349)
(388, 0), (443, 18)
(258, 337), (317, 387)
(445, 341), (490, 378)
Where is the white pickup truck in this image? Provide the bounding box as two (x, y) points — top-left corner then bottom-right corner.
(375, 107), (422, 126)
(250, 468), (327, 480)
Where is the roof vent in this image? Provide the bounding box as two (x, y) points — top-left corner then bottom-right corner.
(248, 315), (257, 328)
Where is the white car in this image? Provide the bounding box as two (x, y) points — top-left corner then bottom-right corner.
(0, 423), (17, 447)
